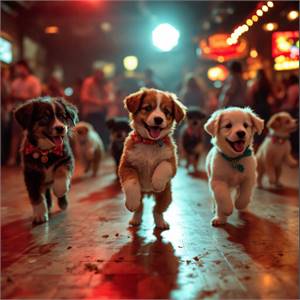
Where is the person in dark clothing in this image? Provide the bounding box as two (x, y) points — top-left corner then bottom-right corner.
(248, 69), (272, 122)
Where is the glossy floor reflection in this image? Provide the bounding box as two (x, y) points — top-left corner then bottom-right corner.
(2, 157), (298, 299)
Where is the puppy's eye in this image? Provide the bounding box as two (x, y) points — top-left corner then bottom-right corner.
(243, 122), (249, 129)
(164, 109), (171, 117)
(225, 123), (232, 129)
(57, 113), (66, 119)
(39, 116), (50, 124)
(143, 105), (152, 112)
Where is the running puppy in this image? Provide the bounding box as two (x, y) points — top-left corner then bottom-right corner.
(256, 112), (298, 188)
(73, 122), (104, 177)
(14, 97), (78, 224)
(106, 117), (131, 175)
(119, 88), (186, 229)
(179, 106), (206, 172)
(204, 107), (264, 226)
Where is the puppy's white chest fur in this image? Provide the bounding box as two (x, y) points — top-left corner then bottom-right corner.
(127, 143), (173, 192)
(206, 147), (256, 188)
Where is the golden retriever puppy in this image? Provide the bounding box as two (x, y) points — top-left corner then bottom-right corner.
(118, 88), (186, 229)
(73, 122), (104, 177)
(256, 112), (298, 188)
(204, 107), (264, 226)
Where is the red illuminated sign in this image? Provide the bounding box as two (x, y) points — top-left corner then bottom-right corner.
(199, 34), (248, 62)
(272, 31), (299, 59)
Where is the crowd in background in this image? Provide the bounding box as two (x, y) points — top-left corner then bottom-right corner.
(1, 59), (299, 166)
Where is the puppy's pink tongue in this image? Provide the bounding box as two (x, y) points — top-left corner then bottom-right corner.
(53, 136), (63, 146)
(149, 127), (161, 139)
(233, 141), (244, 152)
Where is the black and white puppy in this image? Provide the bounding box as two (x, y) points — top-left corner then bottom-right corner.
(106, 117), (131, 174)
(14, 97), (78, 224)
(179, 106), (206, 172)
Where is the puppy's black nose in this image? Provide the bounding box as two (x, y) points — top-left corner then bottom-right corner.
(55, 126), (64, 134)
(154, 117), (163, 125)
(236, 130), (246, 138)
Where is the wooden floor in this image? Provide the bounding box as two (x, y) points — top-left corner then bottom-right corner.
(1, 157), (299, 299)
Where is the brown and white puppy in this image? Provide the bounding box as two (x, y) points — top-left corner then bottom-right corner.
(256, 112), (298, 188)
(118, 88), (186, 229)
(14, 97), (78, 224)
(204, 107), (264, 226)
(73, 122), (104, 177)
(179, 107), (207, 172)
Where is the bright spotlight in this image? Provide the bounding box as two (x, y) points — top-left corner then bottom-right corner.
(152, 23), (180, 52)
(64, 87), (73, 96)
(123, 56), (138, 71)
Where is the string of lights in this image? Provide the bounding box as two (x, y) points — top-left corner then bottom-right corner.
(227, 1), (274, 45)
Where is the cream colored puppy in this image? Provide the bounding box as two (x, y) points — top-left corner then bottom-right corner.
(256, 112), (298, 188)
(73, 122), (104, 177)
(204, 107), (264, 226)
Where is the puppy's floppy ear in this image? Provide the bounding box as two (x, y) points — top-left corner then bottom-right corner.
(124, 89), (146, 114)
(106, 118), (115, 130)
(244, 107), (264, 135)
(55, 98), (79, 127)
(267, 114), (281, 130)
(14, 100), (35, 130)
(169, 93), (187, 123)
(204, 110), (222, 136)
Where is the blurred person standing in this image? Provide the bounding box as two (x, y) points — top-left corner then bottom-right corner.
(43, 76), (64, 97)
(80, 68), (110, 147)
(247, 69), (273, 122)
(281, 74), (299, 155)
(139, 68), (163, 90)
(1, 66), (12, 164)
(179, 75), (205, 110)
(7, 60), (42, 166)
(218, 61), (247, 108)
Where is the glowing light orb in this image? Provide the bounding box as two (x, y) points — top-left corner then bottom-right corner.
(123, 56), (138, 71)
(152, 23), (180, 52)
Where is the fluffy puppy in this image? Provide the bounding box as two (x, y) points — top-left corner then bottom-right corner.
(14, 97), (78, 224)
(179, 106), (206, 172)
(256, 112), (298, 188)
(106, 117), (131, 174)
(73, 122), (104, 177)
(118, 88), (186, 229)
(204, 107), (264, 226)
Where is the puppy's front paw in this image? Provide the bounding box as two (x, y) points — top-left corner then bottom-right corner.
(211, 216), (227, 227)
(154, 213), (169, 230)
(33, 201), (48, 224)
(152, 175), (168, 193)
(123, 180), (141, 212)
(152, 161), (172, 193)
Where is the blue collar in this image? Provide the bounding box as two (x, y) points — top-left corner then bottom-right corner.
(220, 148), (252, 173)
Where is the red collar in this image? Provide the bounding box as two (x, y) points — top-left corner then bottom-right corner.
(268, 134), (289, 145)
(24, 140), (64, 157)
(130, 131), (170, 147)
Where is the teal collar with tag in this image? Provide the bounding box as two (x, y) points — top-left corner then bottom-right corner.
(220, 148), (252, 173)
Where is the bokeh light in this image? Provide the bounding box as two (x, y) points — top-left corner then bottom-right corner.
(152, 23), (180, 52)
(123, 56), (138, 71)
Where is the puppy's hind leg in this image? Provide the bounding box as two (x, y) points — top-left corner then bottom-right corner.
(92, 147), (101, 177)
(210, 181), (233, 226)
(53, 165), (72, 210)
(235, 178), (255, 211)
(153, 183), (172, 230)
(45, 188), (52, 211)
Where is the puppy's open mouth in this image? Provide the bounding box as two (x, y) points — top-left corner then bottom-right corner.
(143, 121), (162, 139)
(44, 132), (64, 145)
(226, 138), (245, 153)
